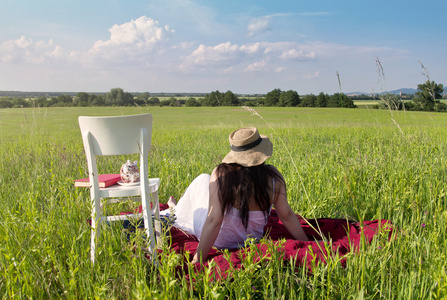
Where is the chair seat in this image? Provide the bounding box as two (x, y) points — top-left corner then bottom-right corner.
(99, 178), (160, 198)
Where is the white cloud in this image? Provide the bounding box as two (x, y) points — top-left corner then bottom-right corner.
(0, 15), (178, 67)
(0, 36), (63, 64)
(182, 41), (317, 71)
(172, 42), (196, 50)
(247, 16), (272, 37)
(88, 16), (174, 60)
(245, 59), (268, 72)
(280, 48), (316, 60)
(240, 42), (262, 54)
(301, 71), (320, 79)
(183, 42), (245, 67)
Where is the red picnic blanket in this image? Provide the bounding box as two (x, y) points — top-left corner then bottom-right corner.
(151, 204), (392, 278)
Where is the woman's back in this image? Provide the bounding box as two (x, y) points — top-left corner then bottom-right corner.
(162, 172), (274, 249)
(213, 206), (268, 248)
(215, 163), (283, 228)
(162, 127), (308, 263)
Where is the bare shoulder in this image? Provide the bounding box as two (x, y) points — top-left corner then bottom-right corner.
(210, 167), (219, 180)
(263, 165), (286, 205)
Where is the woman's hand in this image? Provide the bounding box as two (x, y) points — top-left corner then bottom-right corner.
(190, 258), (200, 265)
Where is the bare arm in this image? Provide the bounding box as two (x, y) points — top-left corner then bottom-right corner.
(274, 179), (309, 241)
(192, 169), (223, 263)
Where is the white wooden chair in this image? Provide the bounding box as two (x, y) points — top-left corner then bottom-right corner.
(78, 113), (160, 264)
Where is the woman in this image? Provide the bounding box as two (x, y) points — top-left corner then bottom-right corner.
(162, 127), (308, 263)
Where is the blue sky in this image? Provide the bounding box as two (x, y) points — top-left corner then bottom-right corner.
(0, 0), (445, 94)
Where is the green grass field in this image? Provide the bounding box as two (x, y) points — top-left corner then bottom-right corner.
(1, 106), (446, 298)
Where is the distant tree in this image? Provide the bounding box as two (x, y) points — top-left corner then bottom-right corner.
(185, 97), (201, 107)
(221, 90), (239, 106)
(135, 92), (150, 105)
(74, 92), (89, 106)
(434, 102), (447, 112)
(33, 96), (48, 107)
(316, 92), (329, 107)
(278, 90), (300, 107)
(147, 97), (160, 106)
(380, 94), (404, 110)
(91, 94), (106, 106)
(168, 97), (180, 106)
(106, 88), (134, 106)
(328, 93), (355, 108)
(412, 80), (444, 111)
(49, 97), (58, 106)
(202, 90), (222, 106)
(88, 94), (96, 106)
(300, 94), (316, 107)
(265, 89), (281, 106)
(350, 94), (377, 101)
(340, 93), (356, 108)
(241, 97), (263, 106)
(160, 100), (171, 106)
(12, 97), (29, 108)
(57, 95), (73, 106)
(125, 93), (135, 106)
(0, 97), (13, 108)
(328, 94), (340, 107)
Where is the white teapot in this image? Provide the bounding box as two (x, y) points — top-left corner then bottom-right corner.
(120, 160), (140, 183)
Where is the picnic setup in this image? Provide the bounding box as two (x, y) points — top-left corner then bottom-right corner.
(3, 0), (447, 297)
(76, 112), (393, 280)
(3, 106), (444, 298)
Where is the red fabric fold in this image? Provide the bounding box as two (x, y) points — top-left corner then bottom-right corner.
(152, 204), (392, 278)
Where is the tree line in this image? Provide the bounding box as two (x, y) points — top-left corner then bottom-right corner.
(374, 80), (445, 112)
(0, 88), (356, 109)
(0, 80), (444, 112)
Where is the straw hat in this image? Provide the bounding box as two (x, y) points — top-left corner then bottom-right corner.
(222, 127), (273, 167)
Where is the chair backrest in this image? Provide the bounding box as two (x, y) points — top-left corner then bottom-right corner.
(78, 114), (153, 156)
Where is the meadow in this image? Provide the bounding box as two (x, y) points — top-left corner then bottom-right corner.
(0, 106), (446, 299)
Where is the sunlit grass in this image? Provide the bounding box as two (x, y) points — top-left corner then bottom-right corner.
(0, 106), (446, 298)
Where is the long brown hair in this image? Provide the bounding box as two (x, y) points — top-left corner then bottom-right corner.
(215, 163), (285, 229)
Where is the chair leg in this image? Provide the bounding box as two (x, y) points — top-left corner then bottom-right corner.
(141, 193), (156, 257)
(91, 224), (96, 263)
(151, 191), (162, 244)
(91, 201), (101, 264)
(151, 191), (160, 219)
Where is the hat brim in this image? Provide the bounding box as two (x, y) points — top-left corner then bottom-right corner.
(222, 135), (273, 167)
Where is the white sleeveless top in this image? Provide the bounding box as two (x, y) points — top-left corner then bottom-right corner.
(160, 174), (275, 249)
(211, 206), (271, 249)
